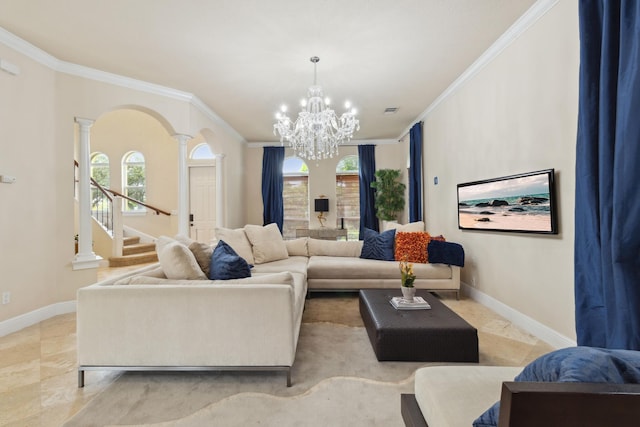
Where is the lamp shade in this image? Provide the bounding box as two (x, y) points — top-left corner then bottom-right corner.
(314, 198), (329, 212)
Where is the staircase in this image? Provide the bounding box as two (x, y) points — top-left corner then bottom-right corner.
(108, 236), (158, 267)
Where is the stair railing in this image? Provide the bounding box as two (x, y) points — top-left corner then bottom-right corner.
(75, 160), (171, 257)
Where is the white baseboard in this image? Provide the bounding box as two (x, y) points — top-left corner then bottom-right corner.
(462, 282), (576, 349)
(0, 301), (76, 337)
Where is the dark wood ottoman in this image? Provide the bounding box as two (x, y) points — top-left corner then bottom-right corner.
(359, 289), (479, 362)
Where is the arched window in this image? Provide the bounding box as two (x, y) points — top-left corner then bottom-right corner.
(282, 156), (309, 239)
(190, 143), (215, 160)
(122, 151), (146, 212)
(336, 155), (359, 240)
(90, 152), (110, 187)
(90, 152), (110, 209)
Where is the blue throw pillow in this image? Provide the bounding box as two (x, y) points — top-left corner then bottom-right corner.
(472, 346), (640, 427)
(427, 240), (465, 267)
(360, 228), (396, 261)
(209, 240), (252, 280)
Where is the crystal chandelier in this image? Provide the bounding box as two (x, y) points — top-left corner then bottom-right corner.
(274, 56), (360, 161)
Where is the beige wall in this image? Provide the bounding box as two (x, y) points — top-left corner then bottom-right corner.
(0, 44), (96, 321)
(90, 109), (179, 240)
(423, 0), (579, 339)
(244, 142), (410, 230)
(0, 44), (246, 323)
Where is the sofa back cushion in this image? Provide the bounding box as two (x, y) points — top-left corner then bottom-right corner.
(308, 238), (363, 257)
(244, 223), (289, 264)
(156, 236), (207, 280)
(215, 227), (255, 264)
(285, 238), (309, 256)
(383, 221), (425, 232)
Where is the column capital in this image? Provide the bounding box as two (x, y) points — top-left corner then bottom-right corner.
(215, 153), (226, 160)
(74, 117), (95, 127)
(173, 134), (192, 144)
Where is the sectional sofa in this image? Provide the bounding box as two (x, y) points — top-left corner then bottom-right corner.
(76, 222), (462, 387)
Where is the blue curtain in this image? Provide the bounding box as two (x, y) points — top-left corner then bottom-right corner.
(358, 144), (378, 239)
(261, 147), (284, 232)
(409, 122), (423, 222)
(575, 1), (640, 350)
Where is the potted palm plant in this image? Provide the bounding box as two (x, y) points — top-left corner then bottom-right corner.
(370, 169), (406, 227)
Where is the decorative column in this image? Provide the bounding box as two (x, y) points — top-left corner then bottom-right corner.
(174, 134), (192, 236)
(73, 117), (102, 270)
(215, 154), (226, 228)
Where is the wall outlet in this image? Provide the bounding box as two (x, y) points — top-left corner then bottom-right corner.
(2, 292), (10, 304)
(471, 276), (477, 287)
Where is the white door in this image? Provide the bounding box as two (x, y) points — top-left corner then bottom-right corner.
(189, 166), (216, 244)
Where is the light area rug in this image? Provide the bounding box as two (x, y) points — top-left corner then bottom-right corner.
(64, 322), (443, 426)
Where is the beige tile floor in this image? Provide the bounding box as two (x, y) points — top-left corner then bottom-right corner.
(0, 264), (554, 427)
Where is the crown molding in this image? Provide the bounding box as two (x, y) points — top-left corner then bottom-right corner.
(0, 26), (59, 69)
(189, 96), (246, 144)
(398, 0), (560, 140)
(0, 26), (245, 144)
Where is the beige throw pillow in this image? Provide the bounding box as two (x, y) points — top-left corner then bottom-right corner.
(215, 227), (255, 264)
(171, 234), (215, 276)
(156, 236), (207, 280)
(188, 241), (214, 277)
(244, 223), (289, 264)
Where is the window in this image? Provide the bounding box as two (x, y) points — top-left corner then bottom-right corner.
(122, 151), (146, 212)
(90, 152), (110, 209)
(282, 156), (309, 239)
(190, 143), (215, 160)
(336, 155), (360, 240)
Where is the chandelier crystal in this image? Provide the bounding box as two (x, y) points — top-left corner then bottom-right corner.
(274, 56), (360, 161)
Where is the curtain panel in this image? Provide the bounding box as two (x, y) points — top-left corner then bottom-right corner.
(261, 147), (285, 232)
(575, 0), (640, 349)
(358, 144), (378, 239)
(409, 122), (423, 222)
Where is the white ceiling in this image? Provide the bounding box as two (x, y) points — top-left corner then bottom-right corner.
(0, 0), (537, 143)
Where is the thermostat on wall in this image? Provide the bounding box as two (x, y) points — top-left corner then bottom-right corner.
(0, 175), (16, 184)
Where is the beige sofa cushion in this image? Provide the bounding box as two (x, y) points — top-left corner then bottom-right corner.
(250, 256), (309, 275)
(383, 221), (425, 232)
(307, 256), (452, 280)
(307, 238), (363, 257)
(156, 236), (207, 280)
(114, 271), (295, 286)
(285, 238), (308, 256)
(414, 366), (522, 427)
(215, 227), (255, 264)
(244, 223), (289, 264)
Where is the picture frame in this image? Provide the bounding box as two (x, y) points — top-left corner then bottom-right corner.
(457, 169), (558, 234)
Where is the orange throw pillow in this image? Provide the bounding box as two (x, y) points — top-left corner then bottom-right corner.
(394, 231), (431, 263)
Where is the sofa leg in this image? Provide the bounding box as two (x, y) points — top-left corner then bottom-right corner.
(78, 369), (85, 388)
(456, 290), (460, 300)
(286, 368), (292, 387)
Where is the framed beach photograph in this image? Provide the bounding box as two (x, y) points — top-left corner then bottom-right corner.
(457, 169), (558, 234)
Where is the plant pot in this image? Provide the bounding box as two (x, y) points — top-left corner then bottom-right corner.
(401, 286), (416, 302)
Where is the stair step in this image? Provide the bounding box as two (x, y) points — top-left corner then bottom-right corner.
(123, 236), (141, 246)
(109, 251), (158, 267)
(122, 242), (156, 256)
